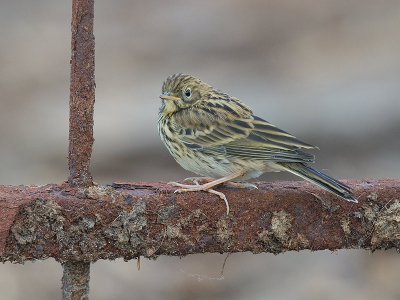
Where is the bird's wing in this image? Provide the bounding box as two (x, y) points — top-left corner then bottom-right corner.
(224, 115), (316, 162)
(172, 103), (317, 163)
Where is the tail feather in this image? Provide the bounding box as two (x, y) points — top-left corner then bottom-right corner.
(278, 162), (357, 203)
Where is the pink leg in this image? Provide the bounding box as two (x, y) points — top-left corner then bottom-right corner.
(169, 171), (245, 215)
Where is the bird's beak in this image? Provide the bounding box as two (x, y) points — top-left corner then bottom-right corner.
(159, 92), (181, 101)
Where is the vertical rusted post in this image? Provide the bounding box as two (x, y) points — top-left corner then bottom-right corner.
(68, 0), (95, 188)
(64, 0), (95, 298)
(62, 262), (91, 300)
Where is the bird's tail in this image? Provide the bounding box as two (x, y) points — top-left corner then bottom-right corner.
(278, 162), (357, 203)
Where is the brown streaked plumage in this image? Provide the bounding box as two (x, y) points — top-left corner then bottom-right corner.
(158, 73), (357, 214)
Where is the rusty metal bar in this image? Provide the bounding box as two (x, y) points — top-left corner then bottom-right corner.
(62, 262), (90, 300)
(65, 0), (95, 298)
(68, 0), (95, 188)
(0, 179), (399, 263)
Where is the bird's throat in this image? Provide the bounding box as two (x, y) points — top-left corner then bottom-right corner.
(161, 99), (179, 114)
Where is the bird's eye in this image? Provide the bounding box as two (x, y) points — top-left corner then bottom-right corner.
(185, 88), (191, 98)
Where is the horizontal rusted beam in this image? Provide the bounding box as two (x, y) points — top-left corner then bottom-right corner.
(0, 179), (399, 263)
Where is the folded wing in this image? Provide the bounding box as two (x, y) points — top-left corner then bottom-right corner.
(172, 101), (317, 163)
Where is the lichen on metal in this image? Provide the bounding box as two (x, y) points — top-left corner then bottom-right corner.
(0, 179), (399, 264)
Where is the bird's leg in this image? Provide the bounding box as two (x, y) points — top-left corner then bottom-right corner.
(168, 171), (244, 215)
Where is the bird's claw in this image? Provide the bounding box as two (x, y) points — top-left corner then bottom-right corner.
(206, 189), (230, 215)
(246, 183), (258, 190)
(168, 184), (230, 215)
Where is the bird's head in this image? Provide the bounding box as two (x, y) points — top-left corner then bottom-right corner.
(159, 74), (211, 113)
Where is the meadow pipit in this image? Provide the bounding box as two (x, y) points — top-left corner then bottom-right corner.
(158, 74), (357, 214)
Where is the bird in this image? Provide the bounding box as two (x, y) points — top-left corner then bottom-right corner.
(157, 73), (357, 214)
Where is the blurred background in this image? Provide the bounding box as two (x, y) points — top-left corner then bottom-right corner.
(1, 0), (399, 299)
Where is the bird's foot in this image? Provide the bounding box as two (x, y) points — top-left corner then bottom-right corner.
(168, 172), (244, 215)
(178, 177), (257, 190)
(223, 181), (258, 190)
(181, 177), (215, 185)
(168, 181), (202, 189)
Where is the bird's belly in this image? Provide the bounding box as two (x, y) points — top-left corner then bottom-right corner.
(173, 150), (230, 178)
(174, 149), (282, 180)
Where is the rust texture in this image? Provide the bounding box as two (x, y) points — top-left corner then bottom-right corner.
(62, 262), (90, 300)
(68, 0), (95, 187)
(66, 0), (95, 298)
(0, 179), (399, 264)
